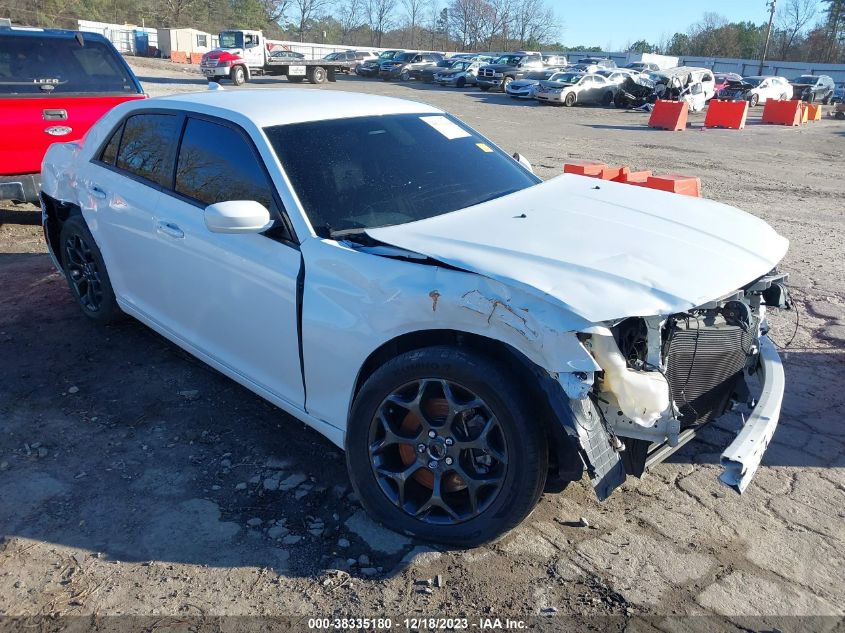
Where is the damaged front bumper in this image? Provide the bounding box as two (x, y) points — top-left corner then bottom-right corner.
(719, 335), (784, 492)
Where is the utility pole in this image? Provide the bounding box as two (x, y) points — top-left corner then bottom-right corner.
(758, 0), (777, 74)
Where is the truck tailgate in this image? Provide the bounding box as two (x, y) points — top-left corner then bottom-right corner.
(0, 95), (144, 176)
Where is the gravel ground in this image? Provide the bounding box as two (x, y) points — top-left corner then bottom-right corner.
(1, 57), (844, 629)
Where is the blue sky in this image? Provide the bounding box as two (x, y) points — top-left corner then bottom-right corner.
(553, 0), (825, 49)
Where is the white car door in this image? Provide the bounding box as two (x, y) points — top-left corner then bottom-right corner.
(83, 111), (181, 324)
(151, 115), (304, 408)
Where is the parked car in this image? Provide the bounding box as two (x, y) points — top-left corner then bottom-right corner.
(625, 61), (659, 72)
(432, 60), (484, 87)
(541, 53), (567, 67)
(322, 50), (373, 74)
(0, 26), (145, 203)
(577, 57), (616, 69)
(40, 88), (791, 545)
(476, 52), (545, 92)
(714, 72), (743, 94)
(505, 69), (567, 98)
(356, 50), (402, 77)
(270, 49), (305, 61)
(535, 71), (615, 106)
(596, 68), (640, 86)
(649, 67), (716, 100)
(412, 57), (452, 82)
(831, 82), (845, 103)
(789, 74), (835, 103)
(719, 75), (792, 106)
(613, 74), (656, 108)
(380, 51), (443, 81)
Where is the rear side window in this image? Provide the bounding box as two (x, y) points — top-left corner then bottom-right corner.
(175, 117), (273, 209)
(99, 123), (124, 165)
(116, 113), (180, 187)
(0, 34), (139, 95)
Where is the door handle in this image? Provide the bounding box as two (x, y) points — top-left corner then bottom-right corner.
(156, 220), (184, 239)
(88, 185), (106, 199)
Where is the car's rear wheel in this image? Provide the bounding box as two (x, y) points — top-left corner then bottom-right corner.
(309, 66), (327, 84)
(346, 346), (547, 546)
(564, 92), (576, 107)
(59, 216), (122, 324)
(230, 65), (246, 86)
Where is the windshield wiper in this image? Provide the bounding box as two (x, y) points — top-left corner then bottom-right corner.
(329, 227), (369, 239)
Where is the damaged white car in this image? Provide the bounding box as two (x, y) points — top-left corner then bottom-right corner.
(41, 90), (790, 545)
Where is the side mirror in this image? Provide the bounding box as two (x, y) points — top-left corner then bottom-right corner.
(512, 152), (534, 174)
(204, 200), (272, 234)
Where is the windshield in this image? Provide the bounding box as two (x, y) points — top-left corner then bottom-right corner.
(794, 75), (816, 83)
(219, 31), (244, 49)
(494, 55), (524, 66)
(549, 72), (582, 83)
(324, 52), (340, 60)
(0, 35), (139, 96)
(265, 113), (540, 237)
(448, 61), (469, 70)
(379, 50), (398, 59)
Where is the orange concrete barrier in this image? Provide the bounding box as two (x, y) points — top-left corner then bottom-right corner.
(807, 103), (822, 121)
(704, 99), (749, 129)
(799, 102), (809, 124)
(190, 52), (203, 65)
(170, 50), (188, 64)
(648, 99), (688, 131)
(621, 170), (653, 186)
(646, 174), (701, 197)
(563, 160), (607, 177)
(597, 165), (630, 181)
(761, 99), (804, 126)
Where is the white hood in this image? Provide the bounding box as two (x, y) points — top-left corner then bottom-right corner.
(367, 174), (788, 324)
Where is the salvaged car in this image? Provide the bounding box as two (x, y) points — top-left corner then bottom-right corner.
(719, 75), (792, 106)
(789, 74), (835, 103)
(41, 90), (790, 545)
(535, 71), (615, 106)
(505, 69), (565, 98)
(432, 60), (483, 87)
(650, 66), (716, 100)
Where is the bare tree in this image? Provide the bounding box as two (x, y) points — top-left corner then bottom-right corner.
(776, 0), (816, 57)
(367, 0), (396, 46)
(337, 0), (363, 42)
(292, 0), (332, 41)
(401, 0), (425, 47)
(261, 0), (292, 22)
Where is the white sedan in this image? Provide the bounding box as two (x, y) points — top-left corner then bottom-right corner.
(718, 75), (792, 106)
(534, 72), (615, 106)
(41, 89), (790, 545)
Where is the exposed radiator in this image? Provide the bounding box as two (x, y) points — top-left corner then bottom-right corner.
(663, 318), (754, 426)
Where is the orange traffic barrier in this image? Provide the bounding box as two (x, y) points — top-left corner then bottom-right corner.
(170, 50), (188, 64)
(807, 103), (822, 121)
(648, 99), (688, 131)
(190, 52), (203, 64)
(799, 101), (809, 124)
(646, 174), (701, 197)
(597, 165), (630, 181)
(563, 160), (607, 177)
(621, 170), (653, 186)
(761, 99), (803, 126)
(704, 99), (749, 129)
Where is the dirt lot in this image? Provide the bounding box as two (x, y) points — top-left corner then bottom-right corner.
(1, 57), (844, 629)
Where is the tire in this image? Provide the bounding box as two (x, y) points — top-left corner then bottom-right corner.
(501, 76), (513, 92)
(563, 92), (576, 107)
(288, 75), (304, 83)
(346, 346), (548, 546)
(400, 70), (410, 82)
(230, 65), (246, 86)
(601, 91), (613, 106)
(822, 92), (831, 105)
(59, 215), (122, 324)
(309, 66), (327, 84)
(457, 77), (466, 88)
(479, 86), (490, 92)
(749, 93), (759, 107)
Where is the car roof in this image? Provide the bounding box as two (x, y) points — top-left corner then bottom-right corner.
(154, 89), (442, 127)
(0, 26), (110, 43)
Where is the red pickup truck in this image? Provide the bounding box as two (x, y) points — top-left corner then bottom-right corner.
(0, 26), (145, 203)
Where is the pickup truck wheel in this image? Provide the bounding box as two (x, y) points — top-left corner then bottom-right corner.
(309, 66), (327, 84)
(501, 77), (513, 92)
(564, 92), (576, 107)
(59, 216), (122, 324)
(749, 93), (759, 107)
(230, 65), (246, 86)
(347, 346), (547, 546)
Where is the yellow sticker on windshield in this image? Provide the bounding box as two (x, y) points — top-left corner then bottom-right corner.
(476, 143), (493, 153)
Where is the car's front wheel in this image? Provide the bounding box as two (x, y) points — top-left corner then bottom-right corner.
(564, 92), (576, 107)
(749, 93), (759, 107)
(59, 215), (122, 324)
(346, 347), (548, 546)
